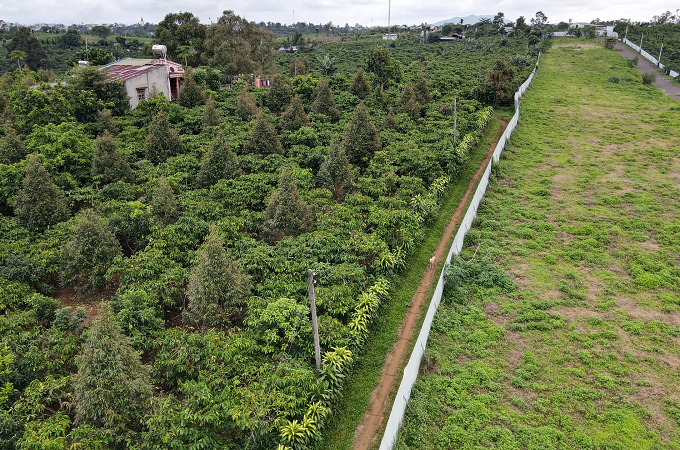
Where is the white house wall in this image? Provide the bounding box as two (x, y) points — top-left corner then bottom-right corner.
(124, 66), (172, 108)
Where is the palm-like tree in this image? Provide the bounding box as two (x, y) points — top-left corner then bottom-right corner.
(176, 45), (196, 67)
(10, 50), (26, 71)
(317, 53), (338, 76)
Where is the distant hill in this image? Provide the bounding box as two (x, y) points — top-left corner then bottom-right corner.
(432, 15), (509, 26)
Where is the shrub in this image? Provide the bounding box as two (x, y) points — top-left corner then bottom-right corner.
(14, 154), (69, 232)
(185, 225), (251, 329)
(608, 76), (620, 83)
(641, 72), (656, 85)
(62, 209), (122, 289)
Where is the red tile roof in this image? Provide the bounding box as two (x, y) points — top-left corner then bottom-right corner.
(105, 63), (165, 83)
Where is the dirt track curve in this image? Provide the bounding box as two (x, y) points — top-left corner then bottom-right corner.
(352, 116), (509, 450)
(614, 41), (680, 102)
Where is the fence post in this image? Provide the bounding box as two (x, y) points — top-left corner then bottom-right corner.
(308, 269), (321, 375)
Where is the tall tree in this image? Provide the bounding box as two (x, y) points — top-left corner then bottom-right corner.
(91, 131), (134, 185)
(531, 11), (548, 28)
(7, 28), (48, 71)
(202, 96), (221, 129)
(265, 75), (292, 113)
(177, 74), (207, 108)
(343, 103), (381, 168)
(144, 110), (182, 164)
(398, 83), (421, 121)
(349, 67), (371, 99)
(14, 154), (69, 232)
(202, 10), (277, 75)
(97, 108), (117, 136)
(150, 176), (178, 224)
(311, 78), (341, 123)
(0, 121), (25, 165)
(197, 129), (241, 188)
(185, 225), (251, 329)
(318, 135), (353, 199)
(235, 84), (259, 121)
(482, 59), (515, 107)
(492, 12), (506, 27)
(73, 304), (152, 434)
(280, 95), (310, 131)
(154, 12), (207, 61)
(243, 115), (282, 155)
(366, 48), (403, 91)
(414, 72), (432, 104)
(62, 209), (122, 289)
(264, 166), (314, 238)
(10, 50), (25, 72)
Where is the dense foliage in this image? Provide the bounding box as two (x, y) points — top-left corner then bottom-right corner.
(0, 19), (538, 449)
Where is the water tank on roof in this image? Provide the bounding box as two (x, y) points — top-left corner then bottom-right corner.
(152, 44), (167, 59)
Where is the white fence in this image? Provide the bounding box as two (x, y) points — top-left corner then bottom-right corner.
(621, 37), (679, 78)
(378, 53), (541, 450)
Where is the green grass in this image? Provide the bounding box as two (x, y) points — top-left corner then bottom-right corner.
(320, 117), (504, 450)
(395, 39), (680, 450)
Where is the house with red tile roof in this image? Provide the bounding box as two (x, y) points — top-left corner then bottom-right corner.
(102, 58), (184, 108)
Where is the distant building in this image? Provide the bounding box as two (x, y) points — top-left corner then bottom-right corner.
(0, 20), (9, 31)
(440, 33), (464, 41)
(102, 58), (184, 108)
(382, 33), (398, 40)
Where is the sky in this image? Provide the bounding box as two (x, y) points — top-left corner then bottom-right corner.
(0, 0), (675, 27)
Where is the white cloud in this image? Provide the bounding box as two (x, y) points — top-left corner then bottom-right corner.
(0, 0), (674, 26)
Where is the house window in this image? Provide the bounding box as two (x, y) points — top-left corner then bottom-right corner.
(137, 88), (146, 101)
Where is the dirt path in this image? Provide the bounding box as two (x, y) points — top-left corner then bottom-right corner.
(615, 41), (680, 102)
(352, 116), (509, 450)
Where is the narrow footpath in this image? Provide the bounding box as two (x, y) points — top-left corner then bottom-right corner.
(615, 41), (680, 102)
(352, 117), (509, 450)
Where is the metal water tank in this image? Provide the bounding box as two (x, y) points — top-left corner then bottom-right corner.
(152, 44), (167, 57)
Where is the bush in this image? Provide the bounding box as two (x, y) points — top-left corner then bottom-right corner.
(641, 72), (656, 85)
(608, 76), (620, 83)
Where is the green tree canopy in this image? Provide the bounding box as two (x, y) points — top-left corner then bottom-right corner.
(92, 131), (133, 186)
(366, 47), (403, 91)
(0, 121), (26, 165)
(155, 12), (207, 61)
(482, 59), (515, 107)
(202, 10), (277, 75)
(318, 135), (353, 199)
(97, 108), (117, 136)
(311, 78), (341, 123)
(398, 83), (420, 121)
(90, 25), (112, 39)
(177, 74), (207, 108)
(62, 208), (122, 289)
(264, 166), (314, 238)
(57, 29), (82, 49)
(73, 304), (153, 433)
(280, 95), (310, 131)
(202, 96), (221, 129)
(343, 103), (381, 168)
(236, 84), (260, 121)
(7, 28), (49, 71)
(349, 67), (371, 99)
(144, 110), (182, 164)
(243, 114), (282, 156)
(185, 225), (252, 329)
(265, 75), (292, 113)
(197, 129), (241, 188)
(414, 72), (432, 104)
(150, 176), (179, 224)
(14, 154), (69, 232)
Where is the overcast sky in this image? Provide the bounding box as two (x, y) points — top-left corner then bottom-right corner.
(0, 0), (675, 27)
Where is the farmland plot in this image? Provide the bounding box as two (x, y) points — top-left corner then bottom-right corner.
(395, 40), (680, 450)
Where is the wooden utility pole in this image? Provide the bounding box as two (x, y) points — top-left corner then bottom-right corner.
(308, 269), (321, 374)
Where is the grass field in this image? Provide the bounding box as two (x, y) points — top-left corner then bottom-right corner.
(394, 39), (680, 449)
